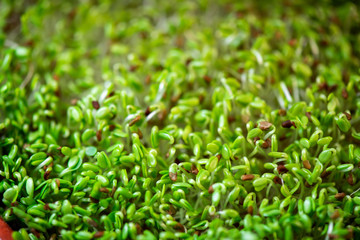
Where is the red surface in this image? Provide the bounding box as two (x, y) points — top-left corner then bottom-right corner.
(0, 217), (13, 240)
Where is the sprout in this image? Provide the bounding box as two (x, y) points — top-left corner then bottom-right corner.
(0, 0), (359, 239)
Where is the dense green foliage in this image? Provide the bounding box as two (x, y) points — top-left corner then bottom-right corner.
(1, 0), (360, 239)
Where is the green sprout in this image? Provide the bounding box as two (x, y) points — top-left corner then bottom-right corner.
(1, 0), (360, 239)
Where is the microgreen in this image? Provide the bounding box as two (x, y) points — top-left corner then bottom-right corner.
(1, 0), (360, 239)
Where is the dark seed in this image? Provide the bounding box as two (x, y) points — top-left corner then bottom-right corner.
(191, 164), (199, 175)
(135, 223), (142, 234)
(342, 70), (350, 83)
(92, 101), (100, 110)
(199, 94), (204, 103)
(31, 228), (40, 238)
(318, 82), (328, 91)
(263, 138), (271, 148)
(241, 174), (255, 181)
(90, 197), (99, 203)
(203, 75), (212, 84)
(139, 55), (147, 62)
(270, 77), (276, 84)
(53, 75), (60, 81)
(277, 165), (288, 174)
(145, 106), (151, 116)
(273, 176), (282, 185)
(169, 172), (177, 181)
(344, 112), (352, 120)
(233, 222), (240, 228)
(278, 109), (287, 116)
(87, 219), (98, 228)
(279, 135), (287, 141)
(140, 31), (148, 39)
(320, 39), (329, 46)
(331, 210), (340, 219)
(258, 121), (272, 130)
(96, 130), (102, 142)
(171, 94), (181, 103)
(328, 84), (337, 92)
(288, 39), (297, 46)
(158, 109), (167, 121)
(261, 140), (269, 148)
(107, 91), (115, 98)
(345, 228), (353, 239)
(129, 65), (139, 72)
(237, 67), (245, 74)
(99, 187), (109, 193)
(175, 35), (185, 48)
(44, 170), (51, 180)
(321, 171), (331, 178)
(328, 234), (338, 240)
(278, 60), (285, 68)
(335, 192), (346, 200)
(174, 222), (185, 232)
(277, 161), (285, 166)
(137, 129), (143, 139)
(68, 9), (77, 20)
(145, 75), (151, 85)
(154, 64), (164, 71)
(71, 99), (78, 105)
(347, 173), (354, 185)
(236, 11), (244, 19)
(247, 205), (253, 215)
(228, 116), (236, 123)
(167, 205), (176, 215)
(185, 58), (193, 66)
(55, 179), (60, 188)
(109, 124), (116, 131)
(55, 87), (61, 97)
(94, 231), (104, 238)
(208, 185), (214, 194)
(303, 160), (311, 170)
(305, 112), (312, 122)
(312, 59), (319, 71)
(281, 120), (294, 128)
